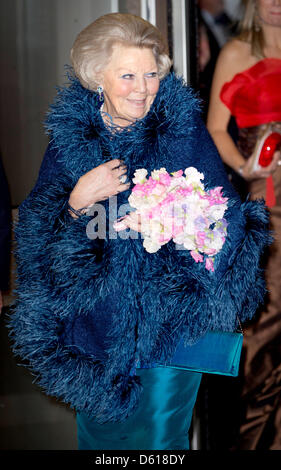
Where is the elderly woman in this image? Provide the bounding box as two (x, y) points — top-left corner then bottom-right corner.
(9, 13), (270, 450)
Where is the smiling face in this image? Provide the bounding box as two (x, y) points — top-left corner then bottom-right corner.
(257, 0), (281, 27)
(100, 44), (160, 126)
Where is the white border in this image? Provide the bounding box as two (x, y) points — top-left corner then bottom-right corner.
(110, 0), (119, 13)
(141, 0), (156, 25)
(172, 0), (187, 82)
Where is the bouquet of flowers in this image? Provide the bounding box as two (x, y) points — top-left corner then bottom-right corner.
(114, 167), (228, 271)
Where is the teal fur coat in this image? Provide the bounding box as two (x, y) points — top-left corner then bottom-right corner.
(9, 72), (271, 423)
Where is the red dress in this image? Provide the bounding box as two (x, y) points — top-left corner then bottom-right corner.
(220, 58), (281, 450)
(221, 58), (281, 128)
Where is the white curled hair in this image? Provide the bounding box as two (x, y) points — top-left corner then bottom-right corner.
(71, 13), (172, 91)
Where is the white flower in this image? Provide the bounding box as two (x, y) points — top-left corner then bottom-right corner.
(182, 218), (196, 236)
(184, 167), (204, 187)
(182, 236), (197, 250)
(128, 193), (151, 209)
(149, 219), (163, 235)
(139, 218), (151, 236)
(128, 193), (142, 209)
(173, 233), (185, 245)
(132, 168), (148, 184)
(151, 168), (167, 180)
(207, 203), (228, 221)
(208, 236), (224, 252)
(169, 176), (187, 189)
(143, 237), (161, 253)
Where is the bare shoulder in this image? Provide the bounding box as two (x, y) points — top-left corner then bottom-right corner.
(216, 39), (254, 79)
(220, 39), (250, 61)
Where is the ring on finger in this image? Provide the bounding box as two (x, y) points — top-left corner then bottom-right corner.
(119, 174), (127, 183)
(278, 160), (281, 166)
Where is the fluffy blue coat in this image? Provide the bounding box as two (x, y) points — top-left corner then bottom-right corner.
(9, 72), (271, 423)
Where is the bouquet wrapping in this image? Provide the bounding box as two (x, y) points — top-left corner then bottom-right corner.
(114, 167), (228, 271)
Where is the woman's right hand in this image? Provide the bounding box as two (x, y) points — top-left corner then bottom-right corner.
(68, 159), (130, 211)
(241, 150), (281, 181)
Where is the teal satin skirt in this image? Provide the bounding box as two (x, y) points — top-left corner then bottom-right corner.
(76, 368), (202, 450)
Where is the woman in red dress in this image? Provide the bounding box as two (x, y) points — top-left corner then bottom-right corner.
(207, 0), (281, 450)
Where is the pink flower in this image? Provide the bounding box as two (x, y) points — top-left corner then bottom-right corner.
(159, 193), (176, 207)
(190, 250), (204, 263)
(204, 187), (228, 206)
(195, 231), (206, 248)
(204, 248), (217, 256)
(158, 233), (172, 243)
(205, 258), (214, 272)
(159, 172), (172, 186)
(172, 170), (184, 178)
(132, 183), (146, 196)
(176, 186), (193, 197)
(151, 182), (166, 197)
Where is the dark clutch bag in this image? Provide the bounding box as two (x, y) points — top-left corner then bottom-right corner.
(158, 330), (243, 377)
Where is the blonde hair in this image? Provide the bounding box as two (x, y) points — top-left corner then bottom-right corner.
(237, 0), (265, 59)
(71, 13), (172, 91)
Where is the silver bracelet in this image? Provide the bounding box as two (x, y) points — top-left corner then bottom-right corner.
(67, 202), (89, 217)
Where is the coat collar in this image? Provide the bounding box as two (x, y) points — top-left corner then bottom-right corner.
(45, 70), (200, 164)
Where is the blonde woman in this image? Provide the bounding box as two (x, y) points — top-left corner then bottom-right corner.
(208, 0), (281, 450)
(10, 13), (271, 450)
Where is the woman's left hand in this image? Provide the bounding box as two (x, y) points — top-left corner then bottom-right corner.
(243, 150), (281, 181)
(120, 211), (143, 233)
